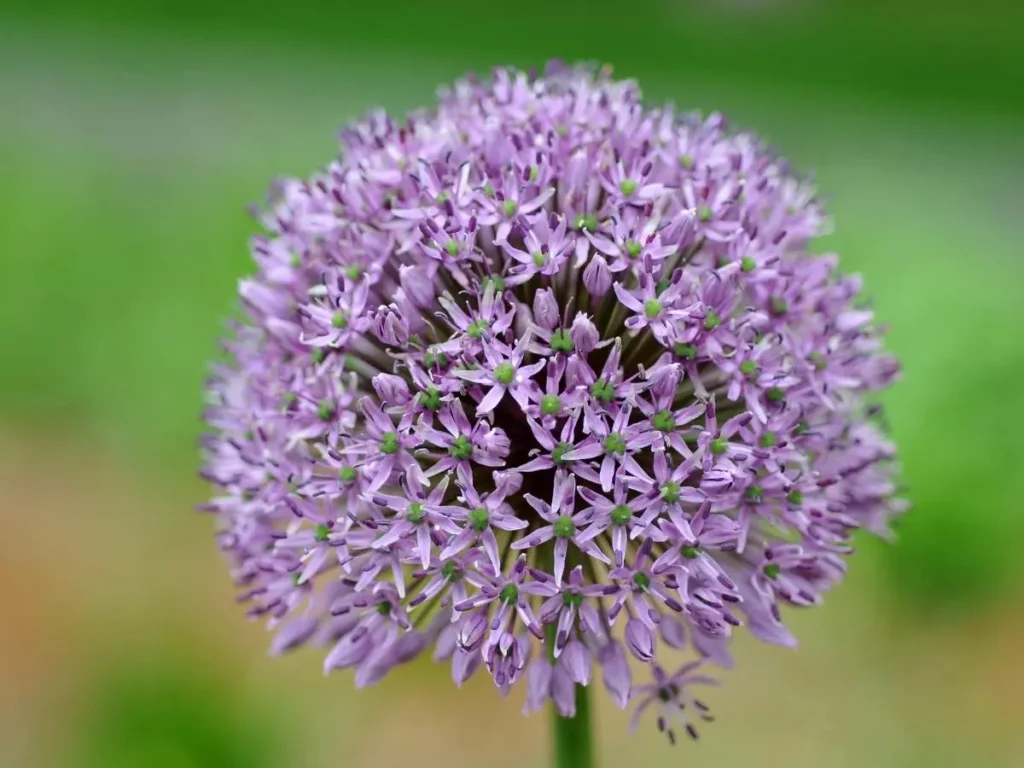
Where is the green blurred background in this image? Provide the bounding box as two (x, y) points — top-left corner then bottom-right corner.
(1, 1), (1023, 766)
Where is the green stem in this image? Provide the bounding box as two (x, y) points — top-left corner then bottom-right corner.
(541, 543), (595, 768)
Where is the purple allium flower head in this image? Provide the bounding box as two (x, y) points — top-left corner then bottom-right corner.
(201, 61), (904, 742)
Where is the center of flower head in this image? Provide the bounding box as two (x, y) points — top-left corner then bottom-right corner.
(644, 298), (663, 318)
(704, 309), (722, 330)
(744, 484), (764, 503)
(377, 601), (392, 615)
(449, 435), (474, 459)
(604, 433), (627, 455)
(441, 560), (462, 581)
(553, 515), (576, 538)
(445, 240), (460, 256)
(611, 504), (632, 526)
(418, 385), (442, 411)
(787, 489), (804, 506)
(674, 342), (697, 360)
(759, 431), (777, 447)
(660, 481), (682, 503)
(590, 378), (615, 402)
(467, 319), (489, 339)
(652, 409), (676, 432)
(763, 563), (781, 579)
(633, 572), (651, 590)
(740, 359), (759, 379)
(407, 502), (425, 523)
(657, 683), (682, 702)
(331, 312), (349, 329)
(380, 431), (399, 454)
(696, 204), (713, 222)
(502, 199), (518, 217)
(681, 544), (701, 559)
(468, 507), (490, 531)
(314, 523), (330, 542)
(532, 250), (547, 267)
(424, 347), (449, 369)
(808, 351), (827, 371)
(549, 329), (574, 353)
(317, 399), (335, 422)
(619, 178), (638, 196)
(551, 442), (573, 465)
(540, 394), (562, 415)
(710, 437), (728, 455)
(767, 386), (786, 402)
(338, 465), (357, 484)
(483, 274), (505, 292)
(494, 362), (516, 385)
(626, 239), (642, 258)
(740, 255), (757, 272)
(562, 591), (583, 608)
(499, 583), (519, 605)
(573, 212), (598, 232)
(344, 264), (363, 280)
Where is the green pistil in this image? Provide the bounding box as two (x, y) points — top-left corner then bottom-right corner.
(680, 154), (695, 169)
(445, 240), (460, 256)
(502, 199), (518, 217)
(424, 349), (449, 369)
(418, 386), (442, 411)
(550, 328), (574, 353)
(344, 264), (363, 280)
(590, 378), (615, 402)
(441, 561), (462, 581)
(787, 490), (804, 506)
(541, 395), (562, 416)
(740, 256), (757, 272)
(661, 481), (682, 503)
(573, 212), (598, 232)
(674, 343), (697, 360)
(633, 572), (651, 589)
(407, 502), (425, 524)
(553, 516), (576, 539)
(703, 309), (722, 330)
(619, 178), (638, 197)
(763, 563), (781, 580)
(740, 359), (759, 379)
(483, 182), (495, 198)
(770, 296), (788, 316)
(316, 399), (335, 422)
(626, 239), (642, 259)
(281, 391), (297, 410)
(449, 435), (473, 460)
(611, 505), (632, 526)
(745, 485), (764, 504)
(483, 274), (505, 292)
(697, 204), (713, 222)
(767, 387), (786, 403)
(653, 409), (676, 432)
(289, 252), (302, 268)
(794, 418), (811, 436)
(331, 312), (348, 329)
(681, 544), (701, 560)
(710, 437), (729, 455)
(311, 347), (327, 365)
(338, 466), (357, 484)
(468, 507), (490, 532)
(556, 124), (568, 137)
(314, 523), (330, 543)
(532, 250), (547, 267)
(656, 278), (671, 295)
(499, 583), (519, 605)
(529, 166), (539, 182)
(604, 433), (627, 455)
(377, 601), (393, 615)
(436, 191), (450, 204)
(808, 351), (827, 371)
(552, 442), (572, 466)
(291, 572), (303, 587)
(494, 362), (515, 385)
(466, 319), (489, 339)
(562, 591), (583, 607)
(759, 431), (778, 448)
(380, 431), (399, 455)
(644, 298), (663, 319)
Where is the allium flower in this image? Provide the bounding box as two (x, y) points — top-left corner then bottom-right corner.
(200, 61), (905, 743)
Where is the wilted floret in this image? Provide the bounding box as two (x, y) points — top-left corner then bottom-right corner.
(201, 61), (904, 739)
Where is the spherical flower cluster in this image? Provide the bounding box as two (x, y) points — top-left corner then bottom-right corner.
(201, 62), (904, 742)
